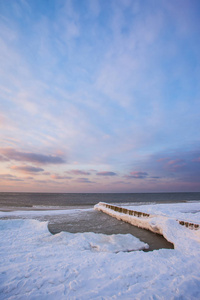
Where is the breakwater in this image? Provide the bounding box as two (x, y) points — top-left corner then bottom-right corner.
(94, 202), (200, 238)
(95, 202), (164, 236)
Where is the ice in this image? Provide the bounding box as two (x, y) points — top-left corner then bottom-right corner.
(95, 202), (200, 252)
(127, 202), (200, 223)
(1, 202), (200, 299)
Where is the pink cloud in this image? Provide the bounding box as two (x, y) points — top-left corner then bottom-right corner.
(124, 171), (148, 179)
(112, 181), (131, 185)
(11, 165), (44, 173)
(75, 177), (95, 183)
(166, 159), (186, 171)
(157, 157), (170, 162)
(96, 171), (117, 176)
(0, 174), (24, 181)
(51, 175), (72, 180)
(0, 154), (9, 162)
(66, 170), (91, 175)
(0, 148), (65, 165)
(192, 157), (200, 162)
(167, 159), (185, 166)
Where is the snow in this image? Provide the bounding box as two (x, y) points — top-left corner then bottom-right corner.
(95, 202), (200, 252)
(0, 202), (200, 299)
(127, 202), (200, 224)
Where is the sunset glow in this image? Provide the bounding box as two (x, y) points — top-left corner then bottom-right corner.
(0, 0), (200, 192)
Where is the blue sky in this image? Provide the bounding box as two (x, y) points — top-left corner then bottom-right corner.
(0, 0), (200, 192)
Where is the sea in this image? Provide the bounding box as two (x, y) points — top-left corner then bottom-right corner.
(1, 192), (200, 208)
(1, 192), (200, 251)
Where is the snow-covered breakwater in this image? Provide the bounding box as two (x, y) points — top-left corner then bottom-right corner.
(95, 202), (163, 235)
(94, 202), (200, 249)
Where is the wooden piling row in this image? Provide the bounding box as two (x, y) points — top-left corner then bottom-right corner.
(101, 203), (150, 218)
(178, 220), (199, 230)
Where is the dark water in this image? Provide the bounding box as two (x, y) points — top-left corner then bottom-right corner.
(1, 192), (199, 251)
(0, 192), (200, 207)
(47, 210), (174, 251)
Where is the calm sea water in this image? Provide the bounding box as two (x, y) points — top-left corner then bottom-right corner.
(1, 192), (199, 251)
(0, 192), (200, 208)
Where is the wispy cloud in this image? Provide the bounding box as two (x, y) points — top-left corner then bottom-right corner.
(10, 165), (44, 173)
(124, 171), (148, 179)
(43, 172), (51, 176)
(51, 175), (72, 180)
(96, 171), (117, 176)
(66, 170), (91, 176)
(193, 157), (200, 163)
(0, 148), (65, 164)
(166, 159), (186, 171)
(167, 159), (185, 166)
(0, 0), (199, 192)
(112, 181), (131, 185)
(75, 178), (95, 184)
(0, 174), (24, 181)
(0, 155), (9, 162)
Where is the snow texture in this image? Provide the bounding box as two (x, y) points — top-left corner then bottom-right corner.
(0, 202), (200, 299)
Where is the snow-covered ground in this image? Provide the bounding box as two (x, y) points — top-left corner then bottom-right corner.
(0, 202), (200, 299)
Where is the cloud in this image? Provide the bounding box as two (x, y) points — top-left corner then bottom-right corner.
(96, 171), (117, 176)
(89, 0), (101, 17)
(0, 174), (15, 179)
(51, 175), (72, 180)
(193, 157), (200, 163)
(33, 179), (63, 185)
(157, 157), (170, 162)
(11, 165), (44, 173)
(43, 172), (51, 175)
(167, 159), (185, 166)
(165, 159), (186, 172)
(147, 146), (200, 182)
(112, 181), (131, 185)
(124, 171), (148, 179)
(0, 148), (66, 164)
(0, 155), (9, 162)
(75, 177), (95, 183)
(0, 1), (199, 193)
(66, 170), (91, 176)
(0, 174), (24, 181)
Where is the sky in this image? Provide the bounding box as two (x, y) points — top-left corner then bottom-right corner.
(0, 0), (200, 193)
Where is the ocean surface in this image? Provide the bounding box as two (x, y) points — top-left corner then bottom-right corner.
(1, 192), (199, 251)
(1, 192), (200, 208)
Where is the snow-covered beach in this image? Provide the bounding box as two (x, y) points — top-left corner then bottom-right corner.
(0, 202), (200, 299)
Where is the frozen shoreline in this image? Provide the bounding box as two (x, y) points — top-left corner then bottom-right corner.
(0, 202), (200, 299)
(94, 202), (200, 248)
